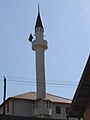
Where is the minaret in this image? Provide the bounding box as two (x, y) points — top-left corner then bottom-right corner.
(32, 5), (48, 99)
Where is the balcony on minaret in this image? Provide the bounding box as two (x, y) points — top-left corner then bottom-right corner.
(32, 39), (48, 51)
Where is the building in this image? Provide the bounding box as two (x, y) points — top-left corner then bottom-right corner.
(0, 91), (72, 119)
(67, 55), (90, 120)
(0, 6), (78, 120)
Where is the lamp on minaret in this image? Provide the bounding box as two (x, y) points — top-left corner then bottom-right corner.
(32, 5), (48, 99)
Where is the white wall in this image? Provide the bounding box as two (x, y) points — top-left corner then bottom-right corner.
(0, 99), (78, 119)
(51, 103), (68, 119)
(12, 99), (33, 117)
(51, 102), (78, 120)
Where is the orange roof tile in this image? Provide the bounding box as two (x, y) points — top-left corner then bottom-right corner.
(13, 92), (71, 104)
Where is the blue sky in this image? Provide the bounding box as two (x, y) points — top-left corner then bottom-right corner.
(0, 0), (90, 104)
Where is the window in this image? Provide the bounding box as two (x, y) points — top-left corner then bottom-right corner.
(33, 101), (37, 108)
(47, 101), (51, 108)
(56, 106), (61, 114)
(49, 102), (51, 108)
(66, 107), (69, 114)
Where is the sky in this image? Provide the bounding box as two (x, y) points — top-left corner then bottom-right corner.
(0, 0), (90, 104)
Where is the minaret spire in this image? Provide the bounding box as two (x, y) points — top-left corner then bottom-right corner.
(35, 4), (44, 29)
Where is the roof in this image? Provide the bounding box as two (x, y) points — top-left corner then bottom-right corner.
(35, 12), (43, 29)
(12, 92), (71, 104)
(67, 54), (90, 118)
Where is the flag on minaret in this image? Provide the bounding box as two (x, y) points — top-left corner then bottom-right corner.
(28, 34), (33, 42)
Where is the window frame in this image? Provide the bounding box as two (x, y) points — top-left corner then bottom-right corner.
(56, 106), (61, 114)
(66, 107), (69, 114)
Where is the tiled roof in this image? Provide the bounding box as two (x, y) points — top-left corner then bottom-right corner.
(13, 92), (71, 104)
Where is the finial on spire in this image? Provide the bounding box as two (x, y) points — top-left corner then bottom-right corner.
(38, 3), (40, 14)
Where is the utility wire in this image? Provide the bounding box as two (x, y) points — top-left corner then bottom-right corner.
(4, 78), (77, 86)
(0, 75), (78, 87)
(7, 82), (77, 88)
(5, 75), (77, 83)
(0, 79), (77, 87)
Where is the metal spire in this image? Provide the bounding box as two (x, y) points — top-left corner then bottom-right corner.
(38, 3), (40, 14)
(35, 4), (43, 29)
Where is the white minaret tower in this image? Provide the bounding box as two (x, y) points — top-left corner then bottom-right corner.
(32, 5), (48, 99)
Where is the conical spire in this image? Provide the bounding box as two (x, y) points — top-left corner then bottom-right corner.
(35, 4), (44, 29)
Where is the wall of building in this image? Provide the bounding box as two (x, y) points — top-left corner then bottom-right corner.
(0, 99), (78, 119)
(0, 99), (12, 115)
(51, 103), (78, 120)
(51, 102), (69, 119)
(0, 99), (33, 117)
(12, 99), (33, 117)
(0, 104), (3, 114)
